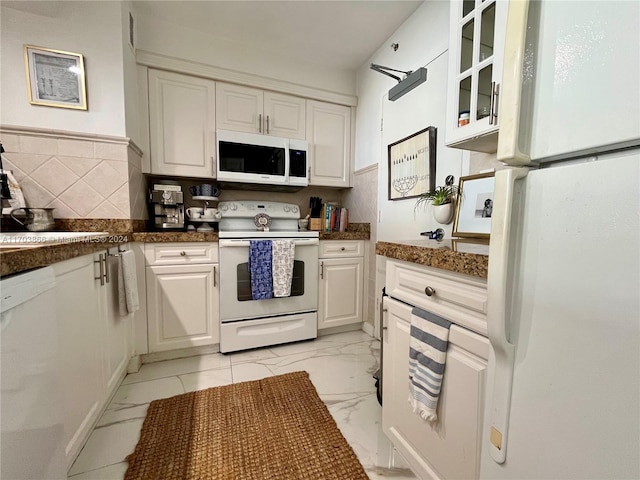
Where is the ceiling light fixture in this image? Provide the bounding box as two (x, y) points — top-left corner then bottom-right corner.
(370, 63), (427, 101)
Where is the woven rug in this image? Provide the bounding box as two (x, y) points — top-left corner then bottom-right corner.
(124, 371), (369, 480)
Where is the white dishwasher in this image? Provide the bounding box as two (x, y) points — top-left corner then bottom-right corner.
(1, 266), (66, 479)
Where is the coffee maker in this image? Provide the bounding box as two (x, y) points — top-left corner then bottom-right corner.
(149, 182), (185, 230)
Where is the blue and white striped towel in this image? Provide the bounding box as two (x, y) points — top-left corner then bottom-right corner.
(408, 306), (452, 422)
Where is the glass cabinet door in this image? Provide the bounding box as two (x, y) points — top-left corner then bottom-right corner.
(446, 0), (506, 151)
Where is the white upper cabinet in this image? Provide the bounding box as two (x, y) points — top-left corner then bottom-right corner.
(216, 82), (305, 139)
(306, 100), (351, 188)
(148, 69), (216, 178)
(263, 92), (306, 139)
(445, 0), (508, 153)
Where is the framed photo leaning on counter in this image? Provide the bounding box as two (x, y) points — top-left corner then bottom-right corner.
(453, 171), (495, 239)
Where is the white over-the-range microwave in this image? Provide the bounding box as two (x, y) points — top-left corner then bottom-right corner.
(216, 129), (308, 187)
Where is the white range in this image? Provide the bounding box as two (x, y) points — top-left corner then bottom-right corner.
(217, 201), (319, 353)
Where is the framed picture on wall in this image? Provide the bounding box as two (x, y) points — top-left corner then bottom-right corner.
(24, 45), (87, 110)
(387, 126), (436, 200)
(452, 171), (495, 238)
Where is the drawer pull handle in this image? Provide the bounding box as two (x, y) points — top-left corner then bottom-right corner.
(425, 286), (436, 297)
(180, 251), (186, 256)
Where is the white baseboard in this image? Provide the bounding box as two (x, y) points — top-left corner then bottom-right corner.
(361, 321), (375, 337)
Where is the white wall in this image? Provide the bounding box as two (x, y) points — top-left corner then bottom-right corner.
(354, 1), (467, 242)
(121, 1), (143, 146)
(0, 1), (127, 137)
(135, 14), (356, 97)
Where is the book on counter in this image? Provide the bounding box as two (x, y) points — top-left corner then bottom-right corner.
(322, 203), (348, 233)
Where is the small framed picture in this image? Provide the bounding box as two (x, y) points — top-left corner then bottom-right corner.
(24, 45), (87, 110)
(452, 172), (495, 239)
(388, 126), (436, 200)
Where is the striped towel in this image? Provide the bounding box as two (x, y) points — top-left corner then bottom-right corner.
(408, 306), (452, 422)
(272, 240), (295, 297)
(248, 240), (273, 300)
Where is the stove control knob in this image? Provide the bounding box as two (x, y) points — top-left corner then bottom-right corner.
(292, 205), (298, 214)
(284, 205), (290, 212)
(220, 204), (228, 211)
(230, 203), (237, 211)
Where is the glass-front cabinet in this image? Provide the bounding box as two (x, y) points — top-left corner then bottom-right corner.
(445, 0), (507, 153)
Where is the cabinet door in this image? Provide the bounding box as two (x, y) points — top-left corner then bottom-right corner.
(263, 91), (306, 139)
(101, 251), (131, 397)
(445, 0), (507, 152)
(382, 297), (489, 480)
(146, 263), (218, 352)
(306, 100), (351, 187)
(318, 257), (363, 329)
(148, 69), (216, 177)
(53, 254), (104, 468)
(216, 82), (263, 134)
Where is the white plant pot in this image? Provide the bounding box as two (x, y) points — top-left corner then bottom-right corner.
(433, 203), (454, 224)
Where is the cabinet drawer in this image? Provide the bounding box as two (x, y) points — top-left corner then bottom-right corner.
(386, 259), (487, 335)
(319, 240), (363, 258)
(144, 243), (218, 265)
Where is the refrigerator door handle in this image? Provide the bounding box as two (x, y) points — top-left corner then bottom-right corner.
(486, 167), (528, 464)
(496, 0), (534, 167)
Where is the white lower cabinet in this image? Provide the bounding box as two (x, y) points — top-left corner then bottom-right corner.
(102, 248), (133, 395)
(52, 248), (132, 469)
(144, 243), (219, 352)
(382, 259), (489, 480)
(382, 297), (489, 480)
(318, 241), (364, 330)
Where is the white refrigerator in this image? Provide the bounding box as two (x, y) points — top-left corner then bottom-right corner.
(481, 1), (640, 479)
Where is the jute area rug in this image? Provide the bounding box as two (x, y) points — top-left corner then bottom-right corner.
(124, 371), (369, 479)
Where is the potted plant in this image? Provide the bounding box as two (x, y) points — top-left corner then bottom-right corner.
(415, 184), (459, 224)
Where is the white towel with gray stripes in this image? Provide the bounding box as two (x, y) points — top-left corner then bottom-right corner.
(408, 306), (452, 423)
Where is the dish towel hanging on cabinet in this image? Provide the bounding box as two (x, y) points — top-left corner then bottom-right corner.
(408, 306), (452, 422)
(249, 240), (273, 300)
(118, 250), (140, 315)
(272, 240), (295, 297)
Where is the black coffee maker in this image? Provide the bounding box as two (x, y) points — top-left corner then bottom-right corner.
(149, 181), (185, 230)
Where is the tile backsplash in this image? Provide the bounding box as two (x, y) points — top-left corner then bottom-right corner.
(1, 127), (146, 220)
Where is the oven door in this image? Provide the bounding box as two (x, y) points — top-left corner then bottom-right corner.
(219, 238), (318, 322)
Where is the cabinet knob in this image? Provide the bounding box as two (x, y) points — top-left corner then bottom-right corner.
(180, 251), (186, 256)
(425, 286), (436, 297)
(341, 247), (345, 251)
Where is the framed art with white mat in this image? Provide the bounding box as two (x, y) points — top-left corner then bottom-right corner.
(453, 171), (495, 239)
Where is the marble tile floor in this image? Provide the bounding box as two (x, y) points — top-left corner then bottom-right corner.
(68, 330), (416, 480)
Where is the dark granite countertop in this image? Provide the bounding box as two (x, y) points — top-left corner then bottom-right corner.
(1, 222), (370, 277)
(376, 238), (489, 278)
(0, 234), (133, 277)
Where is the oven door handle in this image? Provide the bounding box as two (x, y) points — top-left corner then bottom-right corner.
(219, 238), (319, 247)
